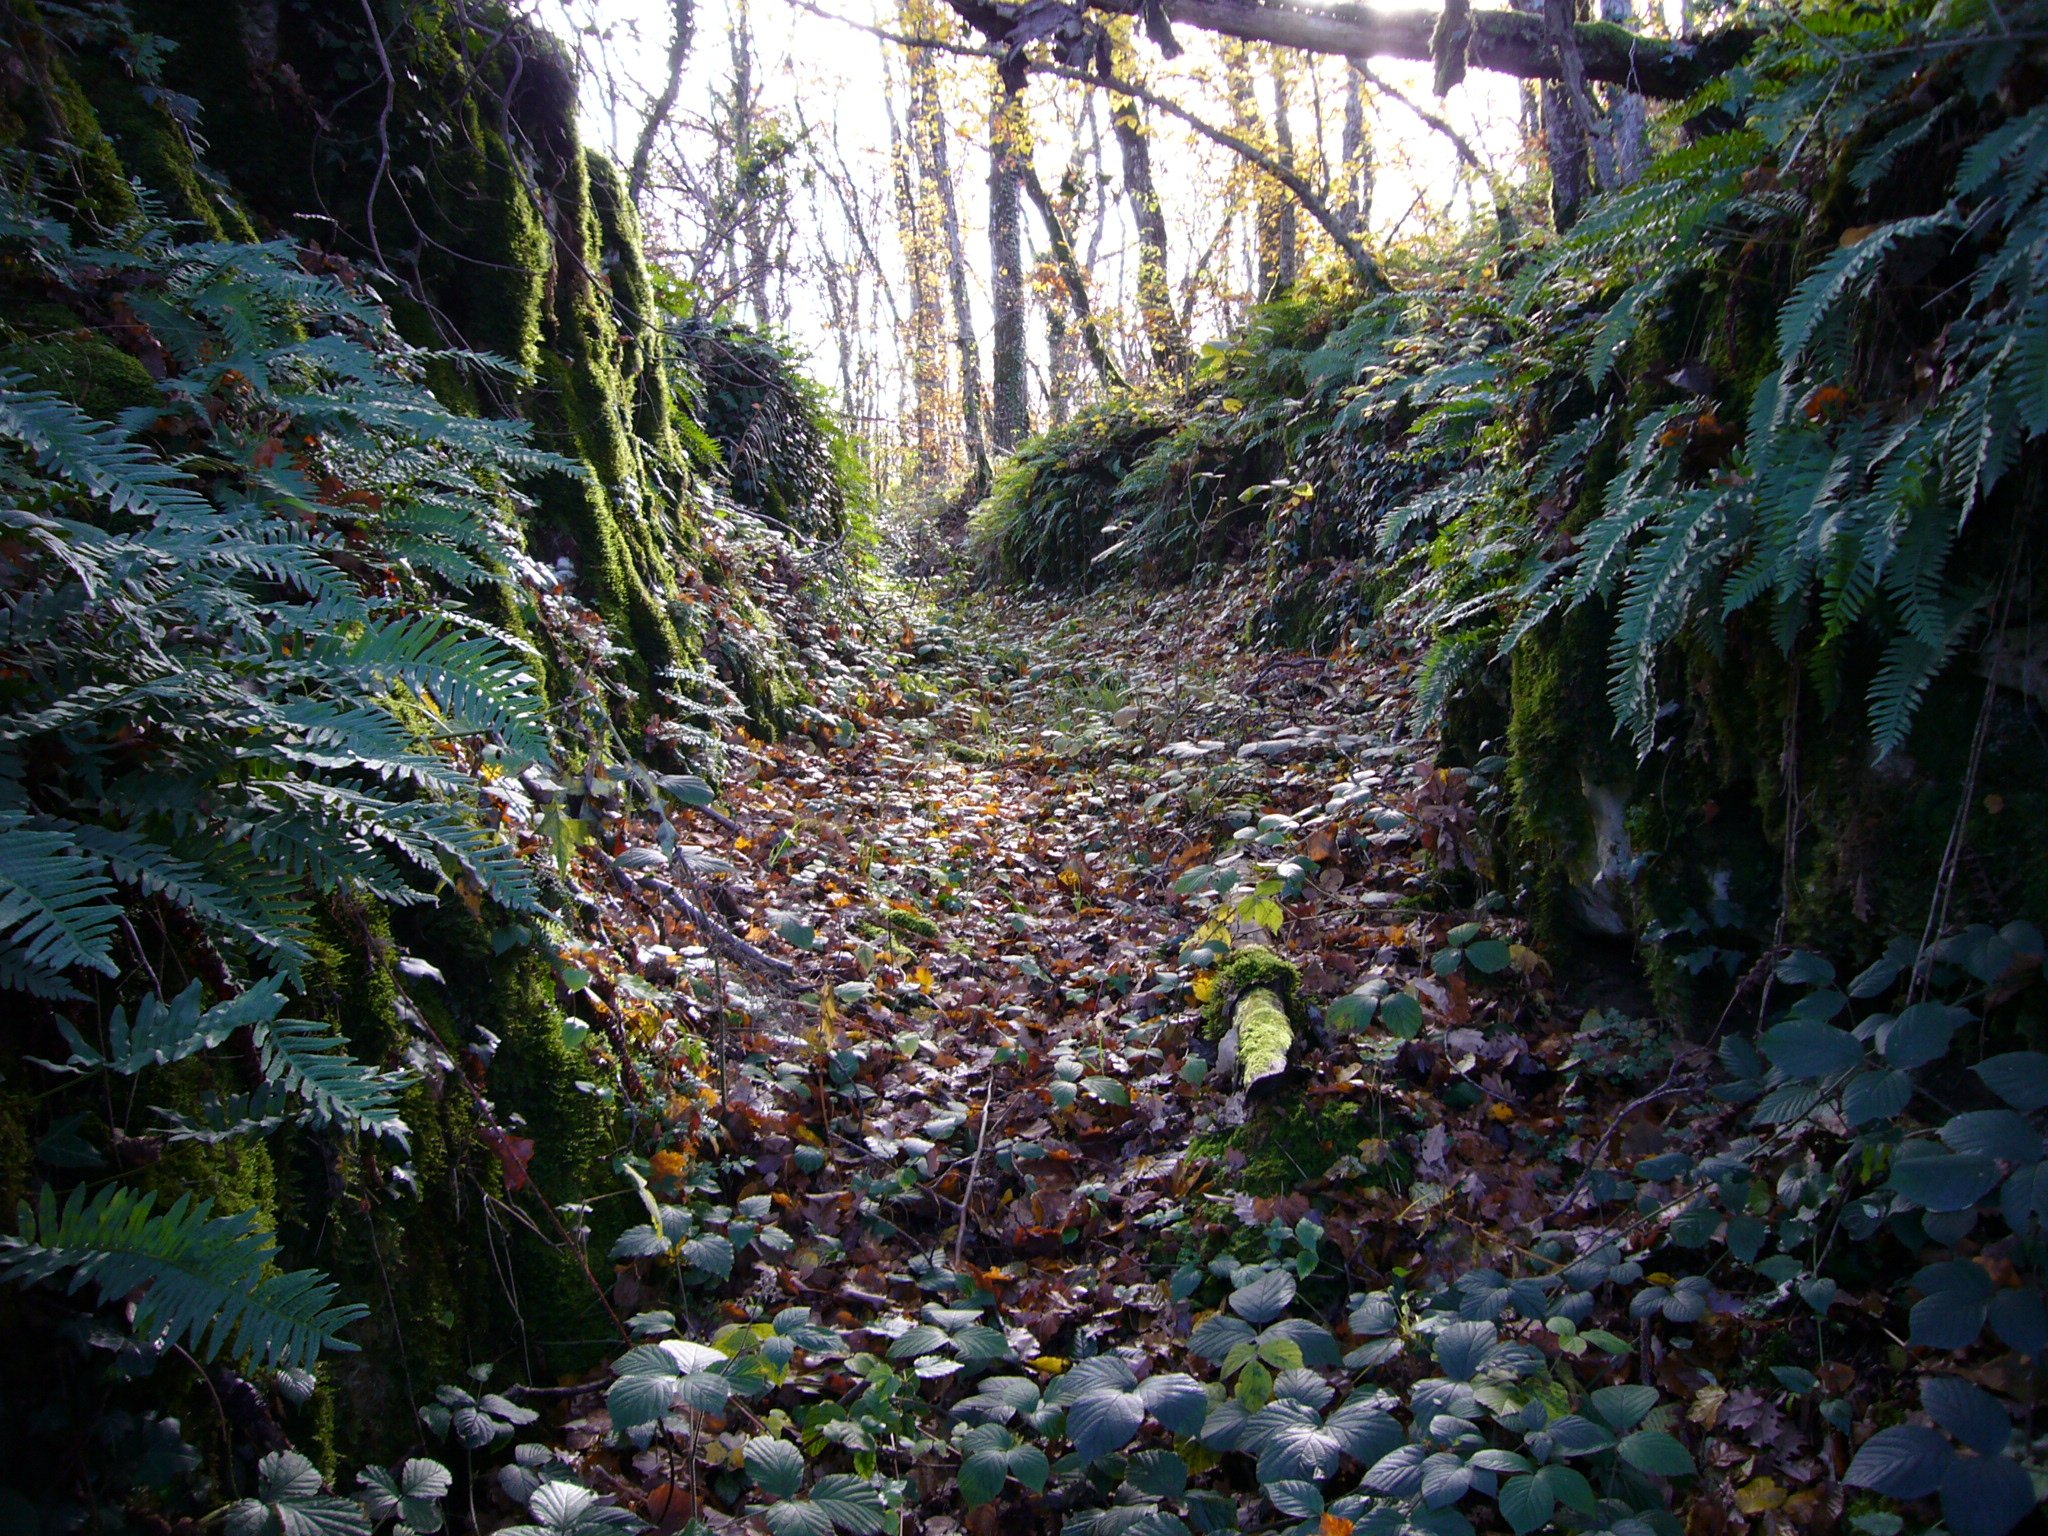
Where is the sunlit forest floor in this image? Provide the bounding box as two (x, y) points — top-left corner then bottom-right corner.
(567, 557), (1792, 1533)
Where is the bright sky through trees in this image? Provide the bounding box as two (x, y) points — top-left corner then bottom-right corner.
(539, 0), (1532, 427)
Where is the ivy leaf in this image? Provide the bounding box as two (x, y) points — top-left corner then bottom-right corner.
(1845, 1425), (1956, 1499)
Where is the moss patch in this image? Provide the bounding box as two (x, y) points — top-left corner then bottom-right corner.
(1201, 945), (1304, 1039)
(1185, 1097), (1410, 1198)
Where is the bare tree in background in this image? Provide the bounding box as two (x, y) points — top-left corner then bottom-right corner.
(1336, 63), (1373, 239)
(1106, 30), (1190, 377)
(904, 0), (991, 485)
(988, 66), (1031, 450)
(883, 38), (957, 488)
(1594, 0), (1651, 190)
(628, 0), (696, 205)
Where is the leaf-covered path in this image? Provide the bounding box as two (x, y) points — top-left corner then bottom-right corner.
(603, 574), (1649, 1431)
(547, 571), (1906, 1536)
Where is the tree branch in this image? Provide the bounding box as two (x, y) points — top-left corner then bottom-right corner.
(1018, 155), (1127, 390)
(955, 0), (1756, 100)
(792, 0), (1387, 284)
(629, 0), (697, 206)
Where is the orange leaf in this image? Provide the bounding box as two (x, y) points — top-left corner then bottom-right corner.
(481, 1128), (536, 1192)
(1321, 1516), (1356, 1536)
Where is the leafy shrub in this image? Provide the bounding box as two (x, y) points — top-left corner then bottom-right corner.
(672, 318), (864, 540)
(971, 397), (1172, 585)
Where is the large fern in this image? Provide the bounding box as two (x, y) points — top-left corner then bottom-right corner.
(1448, 2), (2048, 760)
(0, 1185), (367, 1369)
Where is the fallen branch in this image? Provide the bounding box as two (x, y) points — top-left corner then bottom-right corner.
(598, 848), (799, 985)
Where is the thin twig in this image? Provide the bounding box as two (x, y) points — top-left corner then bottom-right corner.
(952, 1069), (1000, 1271)
(356, 0), (398, 277)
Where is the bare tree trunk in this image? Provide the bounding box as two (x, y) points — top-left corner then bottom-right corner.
(1337, 63), (1372, 238)
(988, 70), (1030, 451)
(1516, 0), (1593, 232)
(884, 44), (953, 486)
(1108, 83), (1190, 377)
(728, 0), (775, 324)
(1268, 50), (1298, 293)
(1019, 154), (1125, 391)
(628, 0), (696, 207)
(1221, 43), (1285, 299)
(1595, 0), (1651, 190)
(901, 1), (989, 483)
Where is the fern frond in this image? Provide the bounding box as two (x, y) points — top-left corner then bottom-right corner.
(1777, 211), (1957, 366)
(0, 1184), (366, 1367)
(0, 371), (211, 522)
(255, 1019), (411, 1139)
(0, 813), (120, 981)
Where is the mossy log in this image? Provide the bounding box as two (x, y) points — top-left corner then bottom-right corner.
(1205, 946), (1306, 1091)
(1229, 986), (1295, 1090)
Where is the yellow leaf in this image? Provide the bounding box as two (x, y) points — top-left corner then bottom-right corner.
(1192, 973), (1218, 1003)
(1735, 1477), (1786, 1515)
(650, 1149), (688, 1181)
(1031, 1355), (1068, 1375)
(914, 965), (935, 991)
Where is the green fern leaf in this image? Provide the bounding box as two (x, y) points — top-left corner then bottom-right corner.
(0, 814), (120, 981)
(255, 1018), (411, 1139)
(1, 1185), (366, 1367)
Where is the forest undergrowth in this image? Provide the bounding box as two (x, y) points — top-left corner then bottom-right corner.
(249, 562), (2039, 1536)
